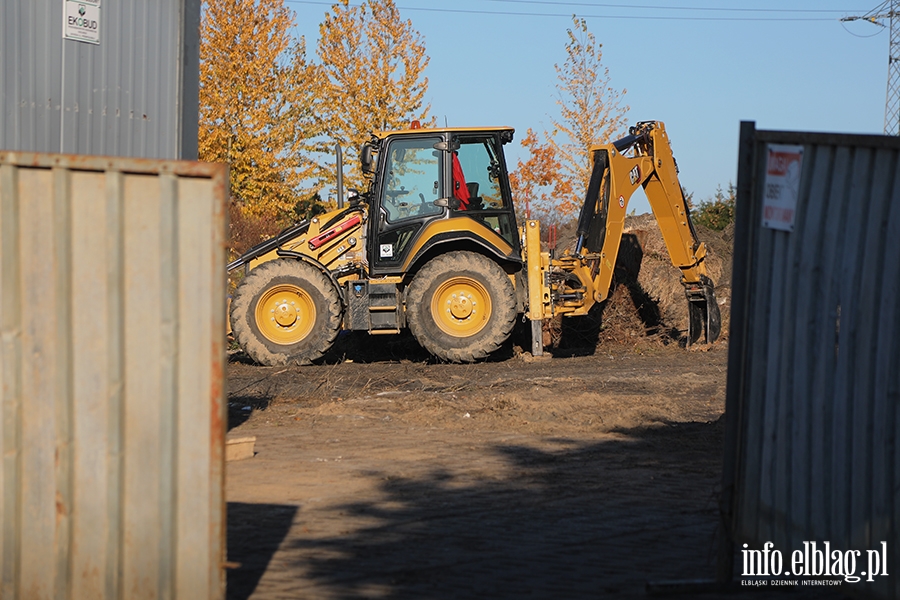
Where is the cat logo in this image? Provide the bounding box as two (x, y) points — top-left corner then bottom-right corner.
(629, 166), (640, 185)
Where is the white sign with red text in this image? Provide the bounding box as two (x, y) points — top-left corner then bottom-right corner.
(762, 144), (803, 232)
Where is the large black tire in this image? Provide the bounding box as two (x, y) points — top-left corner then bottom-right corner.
(230, 259), (342, 365)
(406, 251), (517, 362)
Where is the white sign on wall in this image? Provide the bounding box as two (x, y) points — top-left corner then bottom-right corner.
(762, 144), (803, 232)
(63, 0), (101, 45)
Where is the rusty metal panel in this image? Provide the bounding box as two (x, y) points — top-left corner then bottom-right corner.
(0, 151), (227, 600)
(0, 0), (200, 159)
(724, 124), (900, 598)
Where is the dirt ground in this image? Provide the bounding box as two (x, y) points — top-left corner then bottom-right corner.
(223, 216), (847, 599)
(224, 337), (846, 599)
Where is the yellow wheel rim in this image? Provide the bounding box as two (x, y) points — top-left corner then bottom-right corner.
(255, 284), (316, 345)
(431, 276), (492, 337)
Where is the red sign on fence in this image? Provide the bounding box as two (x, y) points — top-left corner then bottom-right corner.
(762, 144), (803, 232)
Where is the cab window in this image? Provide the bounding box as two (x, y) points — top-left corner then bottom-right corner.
(454, 138), (508, 211)
(454, 136), (516, 245)
(382, 137), (443, 223)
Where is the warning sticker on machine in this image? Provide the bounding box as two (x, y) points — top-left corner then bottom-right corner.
(762, 144), (803, 232)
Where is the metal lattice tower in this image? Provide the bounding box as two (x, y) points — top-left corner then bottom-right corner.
(843, 1), (900, 134)
(887, 4), (900, 134)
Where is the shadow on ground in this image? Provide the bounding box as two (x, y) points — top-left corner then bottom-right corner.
(320, 329), (521, 365)
(227, 421), (732, 599)
(225, 417), (850, 599)
(227, 503), (298, 600)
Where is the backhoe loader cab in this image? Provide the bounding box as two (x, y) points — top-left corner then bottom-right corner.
(227, 120), (720, 366)
(360, 127), (521, 277)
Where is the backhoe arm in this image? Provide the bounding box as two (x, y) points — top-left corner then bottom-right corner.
(633, 124), (709, 284)
(566, 120), (721, 343)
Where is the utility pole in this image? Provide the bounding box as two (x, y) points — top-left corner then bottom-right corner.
(842, 0), (900, 135)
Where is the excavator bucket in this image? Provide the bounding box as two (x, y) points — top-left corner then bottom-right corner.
(684, 276), (721, 345)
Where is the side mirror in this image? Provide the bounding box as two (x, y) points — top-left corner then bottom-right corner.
(360, 143), (376, 175)
(433, 197), (460, 210)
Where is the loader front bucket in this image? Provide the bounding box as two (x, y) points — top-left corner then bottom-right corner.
(684, 276), (721, 345)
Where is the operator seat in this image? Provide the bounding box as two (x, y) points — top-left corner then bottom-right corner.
(466, 182), (483, 210)
(451, 152), (470, 210)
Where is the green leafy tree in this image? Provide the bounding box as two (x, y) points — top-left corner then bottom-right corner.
(692, 183), (736, 231)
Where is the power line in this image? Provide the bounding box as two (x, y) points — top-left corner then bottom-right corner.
(484, 1), (855, 14)
(285, 0), (840, 21)
(842, 1), (900, 134)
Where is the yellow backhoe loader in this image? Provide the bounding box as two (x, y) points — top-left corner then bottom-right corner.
(227, 120), (720, 365)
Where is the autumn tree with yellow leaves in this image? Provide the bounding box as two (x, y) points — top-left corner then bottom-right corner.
(199, 0), (320, 228)
(315, 0), (431, 192)
(511, 16), (628, 222)
(551, 17), (629, 199)
(508, 128), (574, 223)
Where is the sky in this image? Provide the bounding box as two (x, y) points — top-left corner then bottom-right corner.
(284, 0), (891, 215)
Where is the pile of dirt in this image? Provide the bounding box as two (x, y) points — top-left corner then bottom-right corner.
(622, 214), (733, 340)
(545, 214), (733, 352)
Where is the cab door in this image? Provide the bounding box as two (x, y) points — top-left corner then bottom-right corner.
(370, 135), (446, 275)
(453, 135), (520, 251)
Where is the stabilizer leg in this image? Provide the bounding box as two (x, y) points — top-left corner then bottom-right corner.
(531, 319), (544, 356)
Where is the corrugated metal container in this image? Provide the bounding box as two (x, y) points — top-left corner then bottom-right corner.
(0, 0), (200, 159)
(722, 122), (900, 599)
(0, 151), (227, 600)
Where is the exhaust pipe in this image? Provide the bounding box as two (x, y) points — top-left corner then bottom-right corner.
(336, 143), (344, 209)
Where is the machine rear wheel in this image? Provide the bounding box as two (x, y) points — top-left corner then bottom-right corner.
(231, 259), (342, 365)
(406, 251), (516, 362)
